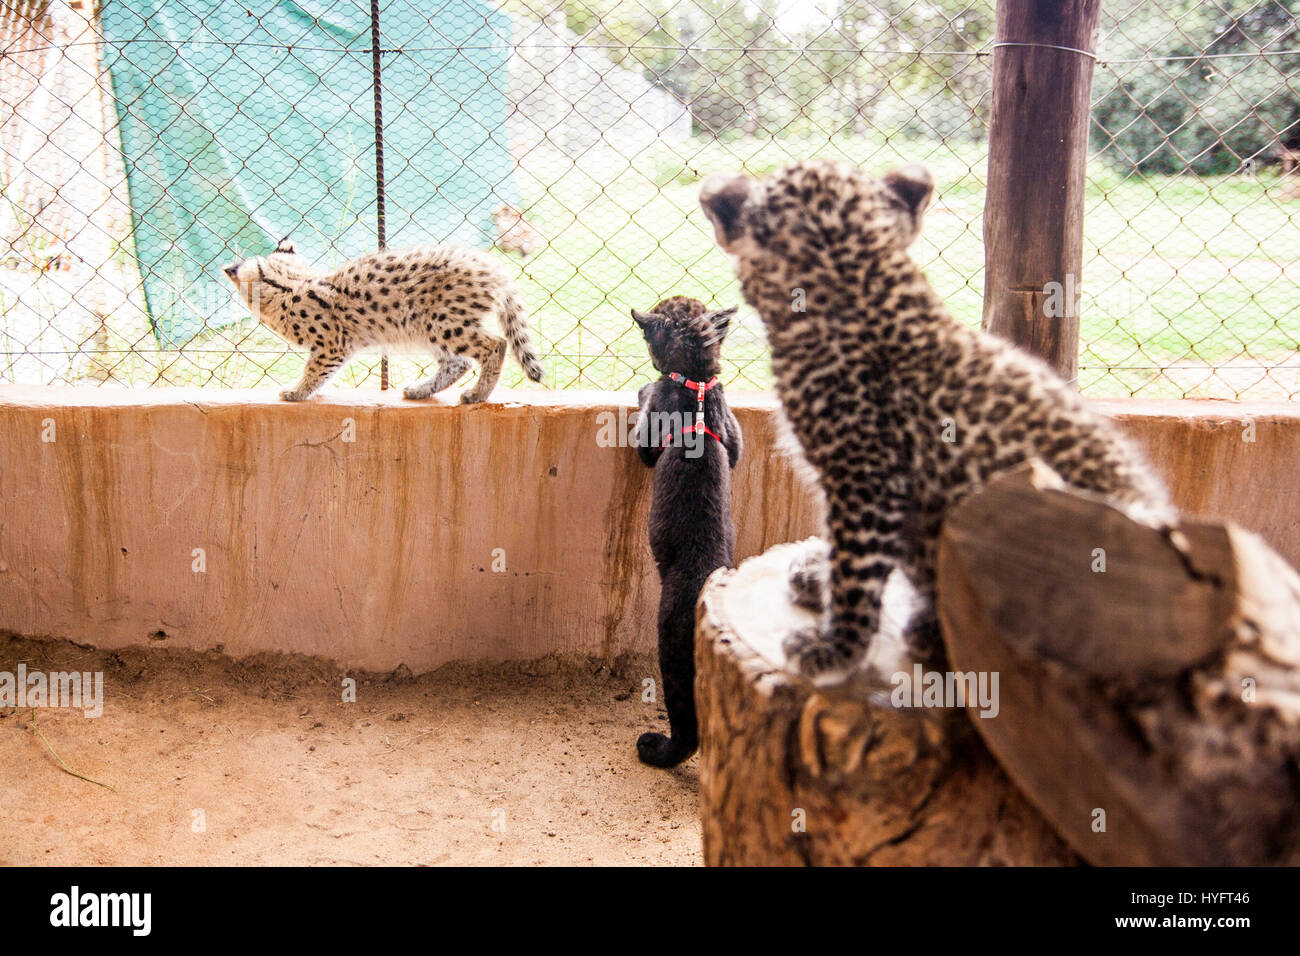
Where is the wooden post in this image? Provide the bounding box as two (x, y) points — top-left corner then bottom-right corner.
(1279, 144), (1300, 201)
(982, 0), (1102, 381)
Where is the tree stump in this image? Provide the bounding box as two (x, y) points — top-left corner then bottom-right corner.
(696, 464), (1300, 866)
(695, 540), (1076, 866)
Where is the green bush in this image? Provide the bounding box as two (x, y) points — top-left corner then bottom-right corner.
(1092, 1), (1300, 175)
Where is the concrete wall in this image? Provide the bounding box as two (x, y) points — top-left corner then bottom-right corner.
(1, 387), (1295, 671)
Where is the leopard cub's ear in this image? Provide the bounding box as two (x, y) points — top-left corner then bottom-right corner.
(631, 308), (657, 330)
(275, 236), (296, 255)
(879, 164), (934, 245)
(880, 164), (934, 218)
(699, 174), (756, 250)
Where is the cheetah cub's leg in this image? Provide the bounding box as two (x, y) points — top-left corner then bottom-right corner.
(403, 354), (472, 400)
(455, 328), (507, 404)
(280, 349), (349, 401)
(787, 537), (831, 611)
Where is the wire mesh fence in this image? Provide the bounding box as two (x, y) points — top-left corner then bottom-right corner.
(1, 0), (1296, 398)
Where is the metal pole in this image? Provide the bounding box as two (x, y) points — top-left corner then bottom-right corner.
(370, 0), (388, 390)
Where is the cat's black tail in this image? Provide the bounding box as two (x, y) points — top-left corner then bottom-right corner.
(637, 565), (713, 768)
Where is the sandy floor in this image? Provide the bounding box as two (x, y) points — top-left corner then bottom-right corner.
(0, 634), (701, 866)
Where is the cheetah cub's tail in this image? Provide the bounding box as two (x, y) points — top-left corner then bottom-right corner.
(499, 285), (545, 383)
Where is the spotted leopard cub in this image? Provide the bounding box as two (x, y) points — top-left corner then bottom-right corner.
(699, 160), (1174, 677)
(223, 238), (544, 402)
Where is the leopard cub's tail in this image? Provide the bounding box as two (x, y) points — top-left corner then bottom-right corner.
(499, 284), (545, 383)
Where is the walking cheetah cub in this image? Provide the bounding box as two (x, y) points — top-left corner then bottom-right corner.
(700, 160), (1174, 677)
(223, 238), (544, 402)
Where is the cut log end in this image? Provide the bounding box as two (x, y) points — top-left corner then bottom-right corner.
(938, 464), (1300, 865)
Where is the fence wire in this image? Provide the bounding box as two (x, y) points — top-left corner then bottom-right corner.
(1, 0), (1297, 398)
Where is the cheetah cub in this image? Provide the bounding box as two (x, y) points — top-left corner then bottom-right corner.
(223, 238), (544, 402)
(699, 160), (1174, 677)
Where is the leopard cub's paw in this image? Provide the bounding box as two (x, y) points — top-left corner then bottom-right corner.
(781, 626), (846, 678)
(788, 540), (831, 611)
(279, 387), (308, 402)
(901, 611), (943, 661)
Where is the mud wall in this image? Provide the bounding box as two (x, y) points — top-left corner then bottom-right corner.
(0, 388), (1294, 670)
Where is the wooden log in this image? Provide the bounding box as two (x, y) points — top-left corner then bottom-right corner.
(1279, 145), (1300, 201)
(695, 540), (1076, 866)
(982, 0), (1102, 379)
(938, 462), (1300, 865)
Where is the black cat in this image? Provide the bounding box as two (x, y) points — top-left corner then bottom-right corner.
(631, 296), (742, 767)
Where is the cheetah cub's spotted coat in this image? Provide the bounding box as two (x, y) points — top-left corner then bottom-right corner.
(700, 160), (1174, 677)
(223, 238), (544, 403)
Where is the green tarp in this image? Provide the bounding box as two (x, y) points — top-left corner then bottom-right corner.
(101, 0), (517, 346)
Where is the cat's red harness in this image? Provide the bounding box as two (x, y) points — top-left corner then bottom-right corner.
(661, 373), (723, 447)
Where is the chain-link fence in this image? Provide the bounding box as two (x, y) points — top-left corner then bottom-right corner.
(1, 0), (1297, 397)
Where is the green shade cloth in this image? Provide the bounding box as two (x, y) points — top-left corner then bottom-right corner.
(101, 0), (517, 346)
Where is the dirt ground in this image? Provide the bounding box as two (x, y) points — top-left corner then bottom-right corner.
(0, 634), (702, 866)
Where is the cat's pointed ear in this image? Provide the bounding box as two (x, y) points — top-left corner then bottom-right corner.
(699, 174), (755, 250)
(631, 308), (656, 330)
(275, 236), (295, 255)
(881, 164), (933, 242)
(703, 305), (738, 340)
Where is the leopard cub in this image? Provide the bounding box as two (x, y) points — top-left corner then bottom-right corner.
(700, 159), (1174, 677)
(224, 238), (544, 403)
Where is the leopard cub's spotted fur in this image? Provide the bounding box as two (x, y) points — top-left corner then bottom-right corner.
(700, 160), (1174, 676)
(223, 238), (544, 403)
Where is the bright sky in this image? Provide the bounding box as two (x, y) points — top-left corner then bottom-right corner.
(772, 0), (836, 33)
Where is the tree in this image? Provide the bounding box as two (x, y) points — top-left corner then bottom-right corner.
(1092, 0), (1300, 174)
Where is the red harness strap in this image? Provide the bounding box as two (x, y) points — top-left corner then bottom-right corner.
(660, 373), (723, 448)
(668, 372), (718, 397)
(661, 421), (724, 448)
